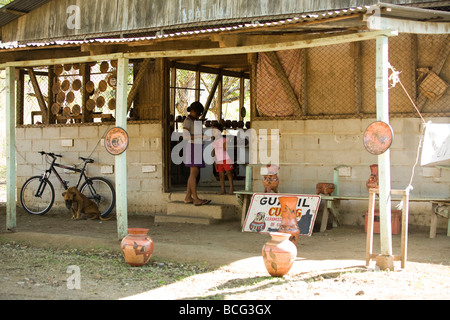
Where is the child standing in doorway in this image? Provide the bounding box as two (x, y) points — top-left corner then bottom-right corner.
(211, 123), (234, 195)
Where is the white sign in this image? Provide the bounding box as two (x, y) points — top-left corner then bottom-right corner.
(242, 193), (321, 237)
(421, 123), (450, 166)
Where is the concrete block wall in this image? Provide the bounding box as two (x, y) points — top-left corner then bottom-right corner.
(252, 117), (450, 229)
(16, 123), (165, 215)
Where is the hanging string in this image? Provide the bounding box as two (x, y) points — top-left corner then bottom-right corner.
(388, 63), (429, 209)
(388, 63), (427, 124)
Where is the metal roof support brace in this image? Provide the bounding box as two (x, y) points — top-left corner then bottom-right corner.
(5, 66), (16, 231)
(375, 34), (393, 270)
(115, 57), (129, 240)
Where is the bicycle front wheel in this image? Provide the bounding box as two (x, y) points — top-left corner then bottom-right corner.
(80, 177), (116, 218)
(20, 176), (55, 215)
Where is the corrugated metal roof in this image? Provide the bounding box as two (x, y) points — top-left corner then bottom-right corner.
(0, 6), (370, 50)
(0, 0), (51, 27)
(0, 3), (448, 51)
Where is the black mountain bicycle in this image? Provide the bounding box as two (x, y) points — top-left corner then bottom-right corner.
(20, 151), (116, 218)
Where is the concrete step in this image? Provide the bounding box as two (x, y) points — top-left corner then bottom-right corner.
(168, 192), (238, 207)
(154, 215), (218, 225)
(167, 201), (236, 220)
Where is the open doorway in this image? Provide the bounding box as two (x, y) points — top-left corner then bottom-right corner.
(167, 62), (251, 191)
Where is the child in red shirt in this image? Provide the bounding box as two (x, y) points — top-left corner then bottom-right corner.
(211, 123), (234, 195)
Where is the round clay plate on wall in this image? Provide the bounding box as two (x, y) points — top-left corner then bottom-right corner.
(72, 79), (82, 91)
(104, 127), (129, 155)
(72, 104), (81, 116)
(51, 103), (61, 115)
(363, 121), (394, 155)
(66, 91), (75, 103)
(86, 99), (96, 111)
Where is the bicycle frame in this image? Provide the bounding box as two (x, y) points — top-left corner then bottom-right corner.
(38, 154), (90, 196)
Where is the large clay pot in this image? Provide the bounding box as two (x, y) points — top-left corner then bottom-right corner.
(366, 164), (379, 191)
(121, 228), (154, 267)
(278, 196), (300, 246)
(262, 232), (297, 277)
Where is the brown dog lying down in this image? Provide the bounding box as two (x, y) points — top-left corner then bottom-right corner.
(63, 187), (112, 221)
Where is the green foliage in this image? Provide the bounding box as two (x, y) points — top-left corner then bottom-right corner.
(0, 0), (14, 7)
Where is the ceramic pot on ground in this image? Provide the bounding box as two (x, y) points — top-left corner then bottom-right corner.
(366, 164), (379, 191)
(121, 228), (154, 267)
(262, 232), (297, 277)
(278, 196), (300, 246)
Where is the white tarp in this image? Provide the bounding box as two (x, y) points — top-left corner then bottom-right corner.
(421, 122), (450, 166)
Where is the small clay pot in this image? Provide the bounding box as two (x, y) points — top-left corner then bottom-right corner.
(316, 183), (335, 196)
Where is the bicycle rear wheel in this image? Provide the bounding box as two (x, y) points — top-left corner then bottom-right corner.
(20, 176), (55, 215)
(80, 177), (115, 218)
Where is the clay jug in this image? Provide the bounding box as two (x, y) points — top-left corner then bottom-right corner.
(121, 228), (154, 267)
(262, 232), (297, 277)
(278, 196), (300, 245)
(366, 164), (379, 191)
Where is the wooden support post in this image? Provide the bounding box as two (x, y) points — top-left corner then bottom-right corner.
(127, 58), (152, 113)
(366, 189), (377, 266)
(115, 57), (129, 240)
(5, 66), (16, 231)
(27, 68), (48, 124)
(240, 165), (253, 227)
(366, 189), (410, 269)
(400, 190), (410, 269)
(375, 35), (393, 259)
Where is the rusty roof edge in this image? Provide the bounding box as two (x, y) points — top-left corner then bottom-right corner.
(0, 7), (369, 50)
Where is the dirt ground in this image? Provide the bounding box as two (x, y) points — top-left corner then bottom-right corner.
(0, 197), (449, 301)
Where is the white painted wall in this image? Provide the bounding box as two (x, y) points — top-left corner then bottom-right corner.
(15, 123), (165, 215)
(252, 117), (450, 229)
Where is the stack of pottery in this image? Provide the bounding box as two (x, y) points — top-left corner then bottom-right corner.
(262, 196), (300, 277)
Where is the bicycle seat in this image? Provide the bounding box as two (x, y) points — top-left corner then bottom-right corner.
(80, 157), (94, 164)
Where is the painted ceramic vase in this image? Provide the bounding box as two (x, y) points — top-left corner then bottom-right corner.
(121, 228), (154, 267)
(262, 232), (297, 277)
(263, 174), (279, 193)
(366, 164), (379, 191)
(278, 196), (300, 246)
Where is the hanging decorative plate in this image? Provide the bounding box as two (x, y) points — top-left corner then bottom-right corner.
(96, 96), (105, 108)
(72, 104), (81, 116)
(100, 61), (110, 73)
(54, 65), (63, 76)
(72, 79), (82, 91)
(86, 99), (96, 111)
(66, 91), (75, 103)
(104, 127), (129, 155)
(62, 107), (71, 118)
(108, 98), (116, 110)
(99, 80), (108, 92)
(51, 103), (61, 115)
(86, 81), (95, 93)
(61, 80), (71, 92)
(363, 121), (394, 155)
(56, 92), (66, 104)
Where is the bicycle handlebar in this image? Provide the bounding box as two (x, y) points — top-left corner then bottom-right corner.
(39, 151), (63, 158)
